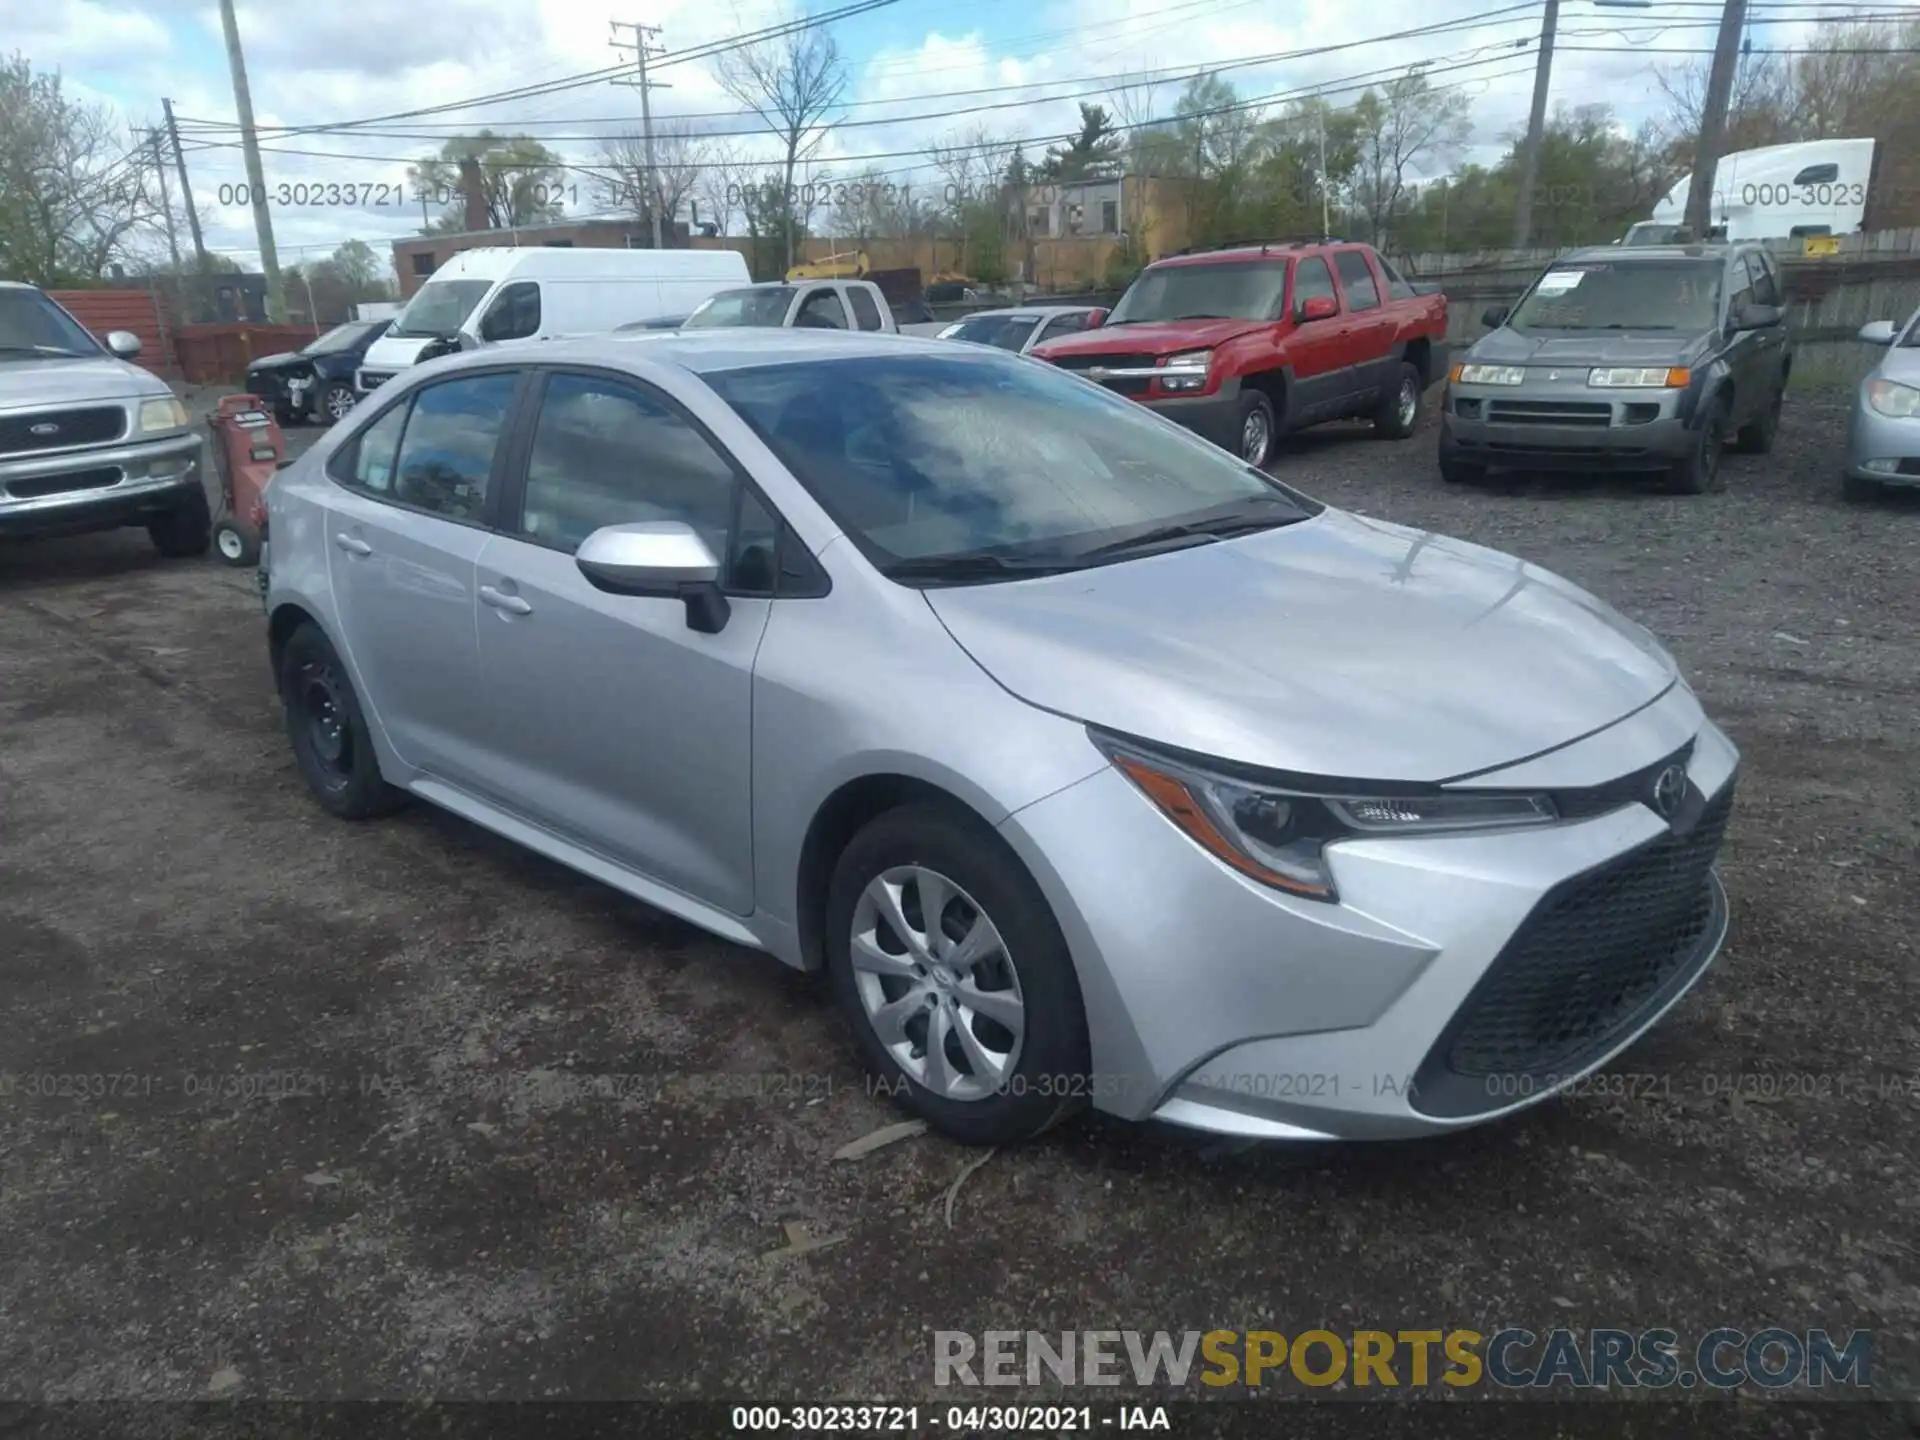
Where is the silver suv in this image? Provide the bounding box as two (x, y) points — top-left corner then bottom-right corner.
(0, 283), (209, 556)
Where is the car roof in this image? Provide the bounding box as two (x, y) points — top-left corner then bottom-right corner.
(1561, 243), (1739, 263)
(430, 327), (956, 377)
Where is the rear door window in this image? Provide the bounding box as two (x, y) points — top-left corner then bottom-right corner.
(847, 287), (884, 331)
(1332, 250), (1380, 312)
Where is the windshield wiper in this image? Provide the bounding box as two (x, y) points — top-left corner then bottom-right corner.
(1167, 312), (1236, 321)
(1070, 497), (1306, 561)
(0, 344), (87, 357)
(883, 552), (1081, 585)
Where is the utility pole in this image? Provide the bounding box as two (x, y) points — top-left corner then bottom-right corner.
(217, 0), (287, 321)
(1317, 105), (1331, 240)
(162, 99), (211, 276)
(611, 19), (671, 250)
(1511, 0), (1560, 249)
(149, 128), (183, 274)
(1686, 0), (1749, 239)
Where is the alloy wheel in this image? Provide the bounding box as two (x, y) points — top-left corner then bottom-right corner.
(1241, 409), (1271, 466)
(326, 387), (355, 422)
(849, 865), (1025, 1102)
(1397, 376), (1419, 430)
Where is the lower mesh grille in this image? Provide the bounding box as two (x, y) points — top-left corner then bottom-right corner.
(1412, 779), (1735, 1118)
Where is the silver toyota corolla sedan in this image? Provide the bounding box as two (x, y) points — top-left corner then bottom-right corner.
(1844, 306), (1920, 500)
(262, 330), (1739, 1147)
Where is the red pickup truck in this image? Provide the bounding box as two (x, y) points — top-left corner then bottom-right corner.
(1030, 239), (1449, 467)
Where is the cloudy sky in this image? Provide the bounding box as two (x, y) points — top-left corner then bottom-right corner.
(11, 0), (1852, 277)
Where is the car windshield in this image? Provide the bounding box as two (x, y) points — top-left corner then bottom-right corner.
(390, 280), (493, 337)
(1623, 223), (1689, 247)
(683, 287), (794, 328)
(1902, 309), (1920, 348)
(304, 321), (379, 355)
(1507, 260), (1723, 331)
(1105, 260), (1287, 324)
(707, 352), (1319, 581)
(0, 289), (102, 359)
(942, 315), (1040, 351)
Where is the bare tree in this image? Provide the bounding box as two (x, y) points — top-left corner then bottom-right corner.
(1349, 70), (1473, 246)
(1107, 73), (1167, 176)
(713, 17), (848, 270)
(0, 53), (161, 286)
(698, 140), (754, 237)
(600, 120), (710, 238)
(1653, 50), (1798, 159)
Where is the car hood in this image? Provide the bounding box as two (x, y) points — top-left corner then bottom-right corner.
(1469, 326), (1709, 368)
(246, 351), (309, 372)
(0, 354), (171, 410)
(1034, 316), (1265, 358)
(925, 509), (1678, 783)
(360, 334), (438, 369)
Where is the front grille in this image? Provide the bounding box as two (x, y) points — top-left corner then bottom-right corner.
(1550, 740), (1696, 821)
(1412, 778), (1736, 1119)
(1486, 399), (1613, 427)
(4, 466), (125, 500)
(360, 371), (393, 390)
(1047, 352), (1159, 373)
(0, 406), (127, 457)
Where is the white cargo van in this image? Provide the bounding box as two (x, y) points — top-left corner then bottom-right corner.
(1640, 138), (1877, 243)
(355, 246), (751, 395)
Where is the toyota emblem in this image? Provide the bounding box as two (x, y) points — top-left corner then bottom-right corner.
(29, 422), (60, 436)
(1651, 764), (1688, 819)
(1547, 370), (1561, 382)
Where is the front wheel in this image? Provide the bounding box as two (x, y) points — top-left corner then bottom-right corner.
(825, 804), (1090, 1147)
(318, 382), (356, 425)
(1438, 451), (1485, 486)
(278, 623), (407, 820)
(1842, 473), (1880, 502)
(1234, 390), (1275, 468)
(148, 484), (211, 558)
(1668, 403), (1728, 494)
(1373, 362), (1422, 440)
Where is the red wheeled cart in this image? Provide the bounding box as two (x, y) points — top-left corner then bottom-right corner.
(207, 394), (287, 567)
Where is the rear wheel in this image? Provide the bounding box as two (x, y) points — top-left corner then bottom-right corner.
(1373, 362), (1422, 440)
(1235, 390), (1275, 468)
(278, 623), (406, 820)
(825, 804), (1090, 1147)
(147, 484), (211, 558)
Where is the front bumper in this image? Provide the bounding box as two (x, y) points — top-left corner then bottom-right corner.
(998, 681), (1740, 1140)
(1133, 381), (1246, 452)
(1844, 395), (1920, 486)
(245, 366), (313, 416)
(0, 432), (205, 539)
(1443, 379), (1700, 473)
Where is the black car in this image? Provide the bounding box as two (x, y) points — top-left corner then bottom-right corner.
(245, 319), (392, 426)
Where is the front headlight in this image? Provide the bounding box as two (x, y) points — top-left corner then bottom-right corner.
(1865, 378), (1920, 418)
(1160, 349), (1212, 392)
(1452, 363), (1526, 386)
(139, 396), (190, 433)
(1589, 367), (1689, 388)
(1093, 732), (1557, 902)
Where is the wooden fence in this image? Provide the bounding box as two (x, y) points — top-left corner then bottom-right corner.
(172, 324), (323, 385)
(49, 289), (177, 379)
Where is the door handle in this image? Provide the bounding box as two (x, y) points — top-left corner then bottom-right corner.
(479, 585), (532, 616)
(334, 534), (372, 557)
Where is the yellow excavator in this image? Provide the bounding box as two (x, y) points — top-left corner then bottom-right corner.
(785, 250), (870, 282)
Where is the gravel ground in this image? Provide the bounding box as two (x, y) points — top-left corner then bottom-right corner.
(1, 389), (1916, 1430)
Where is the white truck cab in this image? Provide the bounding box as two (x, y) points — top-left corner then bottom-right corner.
(356, 246), (751, 395)
(1639, 138), (1877, 244)
(680, 278), (897, 333)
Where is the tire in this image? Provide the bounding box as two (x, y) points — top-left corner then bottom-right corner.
(278, 623), (407, 821)
(825, 803), (1090, 1147)
(1438, 451), (1485, 486)
(147, 483), (212, 558)
(1233, 389), (1275, 468)
(1668, 399), (1728, 494)
(214, 517), (260, 567)
(318, 382), (356, 425)
(1734, 386), (1783, 454)
(1842, 474), (1880, 502)
(1373, 361), (1422, 440)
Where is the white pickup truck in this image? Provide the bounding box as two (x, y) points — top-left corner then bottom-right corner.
(679, 278), (900, 334)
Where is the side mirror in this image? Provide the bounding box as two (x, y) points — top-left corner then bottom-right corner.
(575, 522), (731, 634)
(106, 330), (142, 359)
(1857, 320), (1897, 346)
(1298, 295), (1338, 323)
(1480, 305), (1508, 329)
(1085, 308), (1108, 328)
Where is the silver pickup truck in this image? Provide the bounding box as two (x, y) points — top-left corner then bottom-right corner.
(0, 282), (210, 555)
